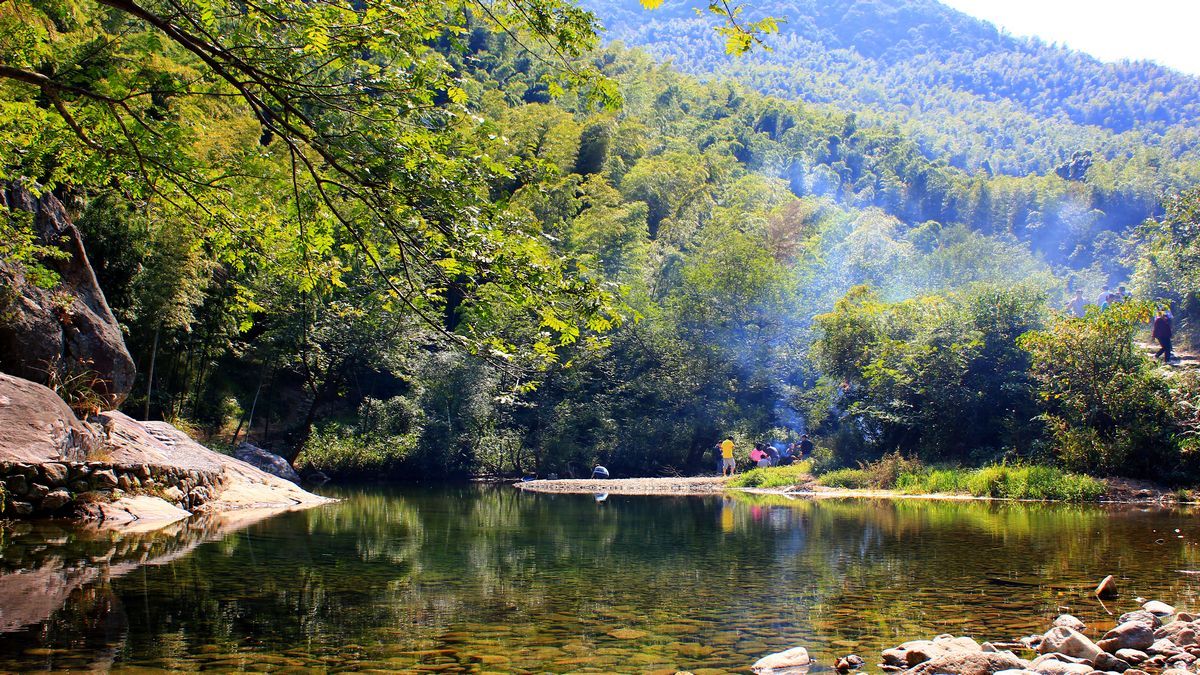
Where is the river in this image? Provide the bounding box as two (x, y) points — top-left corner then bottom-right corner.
(1, 486), (1198, 672)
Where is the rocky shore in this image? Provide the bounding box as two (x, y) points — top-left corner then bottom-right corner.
(750, 599), (1200, 675)
(0, 372), (331, 527)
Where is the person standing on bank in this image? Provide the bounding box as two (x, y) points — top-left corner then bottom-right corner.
(720, 437), (736, 477)
(1153, 308), (1175, 363)
(798, 434), (814, 460)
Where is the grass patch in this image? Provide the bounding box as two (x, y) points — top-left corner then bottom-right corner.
(894, 464), (1105, 501)
(727, 461), (814, 488)
(815, 467), (873, 489)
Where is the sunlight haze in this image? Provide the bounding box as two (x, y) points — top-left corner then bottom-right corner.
(941, 0), (1200, 75)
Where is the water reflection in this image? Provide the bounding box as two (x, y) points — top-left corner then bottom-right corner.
(0, 486), (1198, 672)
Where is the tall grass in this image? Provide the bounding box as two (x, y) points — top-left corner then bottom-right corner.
(727, 461), (814, 488)
(896, 465), (1105, 501)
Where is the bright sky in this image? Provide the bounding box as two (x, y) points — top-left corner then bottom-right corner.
(939, 0), (1200, 76)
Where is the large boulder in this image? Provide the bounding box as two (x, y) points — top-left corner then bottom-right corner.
(234, 442), (301, 484)
(0, 184), (135, 408)
(0, 372), (99, 463)
(905, 651), (1029, 675)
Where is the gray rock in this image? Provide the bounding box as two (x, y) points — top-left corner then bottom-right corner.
(1149, 639), (1182, 656)
(234, 443), (301, 484)
(10, 501), (32, 515)
(1119, 612), (1161, 629)
(1055, 616), (1088, 632)
(1093, 653), (1132, 673)
(1145, 601), (1177, 617)
(1100, 621), (1156, 653)
(92, 469), (118, 489)
(117, 475), (135, 491)
(905, 651), (1029, 675)
(27, 482), (49, 500)
(885, 636), (982, 668)
(1156, 622), (1199, 645)
(70, 480), (88, 493)
(0, 184), (135, 407)
(42, 463), (68, 485)
(1115, 650), (1148, 665)
(40, 489), (72, 511)
(1040, 628), (1104, 662)
(5, 474), (28, 496)
(1029, 657), (1093, 675)
(162, 486), (185, 504)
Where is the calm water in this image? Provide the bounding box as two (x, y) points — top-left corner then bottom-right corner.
(1, 486), (1200, 673)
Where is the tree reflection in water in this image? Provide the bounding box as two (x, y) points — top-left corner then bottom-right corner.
(1, 486), (1199, 672)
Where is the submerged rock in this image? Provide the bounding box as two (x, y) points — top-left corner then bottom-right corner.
(753, 647), (810, 674)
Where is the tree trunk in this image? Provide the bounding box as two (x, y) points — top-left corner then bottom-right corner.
(143, 324), (160, 420)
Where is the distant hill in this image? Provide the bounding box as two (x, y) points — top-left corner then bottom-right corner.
(583, 0), (1200, 175)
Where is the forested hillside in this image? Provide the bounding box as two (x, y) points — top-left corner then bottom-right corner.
(586, 0), (1200, 176)
(2, 0), (1199, 484)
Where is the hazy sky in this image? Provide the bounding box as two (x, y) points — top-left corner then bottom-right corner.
(940, 0), (1200, 75)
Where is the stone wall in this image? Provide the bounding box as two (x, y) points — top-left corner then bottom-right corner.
(0, 460), (225, 517)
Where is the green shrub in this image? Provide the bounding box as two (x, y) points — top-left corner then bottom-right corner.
(295, 396), (423, 479)
(727, 461), (813, 488)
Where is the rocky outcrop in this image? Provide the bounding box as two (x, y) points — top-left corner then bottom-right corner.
(0, 184), (135, 408)
(0, 372), (330, 522)
(234, 442), (301, 484)
(0, 372), (99, 465)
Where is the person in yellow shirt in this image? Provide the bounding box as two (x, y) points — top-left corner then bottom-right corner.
(720, 437), (736, 477)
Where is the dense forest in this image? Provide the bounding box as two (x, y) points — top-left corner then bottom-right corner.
(588, 0), (1200, 177)
(1, 0), (1199, 483)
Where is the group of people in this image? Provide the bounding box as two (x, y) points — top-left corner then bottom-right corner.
(1064, 285), (1134, 318)
(1065, 286), (1179, 364)
(716, 435), (813, 476)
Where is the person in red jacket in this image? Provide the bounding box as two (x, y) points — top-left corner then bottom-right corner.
(1152, 308), (1174, 363)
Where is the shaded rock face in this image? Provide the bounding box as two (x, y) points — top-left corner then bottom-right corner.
(0, 372), (99, 463)
(234, 442), (301, 484)
(0, 184), (135, 408)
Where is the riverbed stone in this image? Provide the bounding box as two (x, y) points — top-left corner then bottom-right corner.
(1055, 616), (1087, 632)
(9, 501), (32, 515)
(1100, 622), (1156, 653)
(1119, 612), (1161, 629)
(1030, 658), (1094, 675)
(884, 636), (982, 668)
(906, 651), (1029, 675)
(1175, 613), (1198, 624)
(1145, 602), (1176, 617)
(1093, 653), (1132, 673)
(40, 489), (72, 511)
(1040, 628), (1104, 662)
(752, 647), (810, 673)
(835, 655), (865, 672)
(1155, 621), (1200, 645)
(1096, 576), (1119, 599)
(1148, 639), (1181, 656)
(1115, 650), (1148, 664)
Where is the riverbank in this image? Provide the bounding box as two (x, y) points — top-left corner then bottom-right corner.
(514, 473), (1185, 504)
